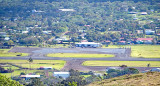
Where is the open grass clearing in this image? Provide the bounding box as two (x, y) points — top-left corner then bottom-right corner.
(3, 66), (19, 70)
(0, 49), (28, 57)
(82, 61), (160, 67)
(103, 45), (160, 58)
(0, 60), (66, 70)
(47, 53), (114, 58)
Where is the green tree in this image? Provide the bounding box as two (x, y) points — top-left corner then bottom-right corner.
(27, 78), (44, 86)
(28, 57), (33, 69)
(0, 74), (22, 86)
(68, 81), (77, 86)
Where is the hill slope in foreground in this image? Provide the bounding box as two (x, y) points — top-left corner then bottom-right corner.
(88, 72), (160, 86)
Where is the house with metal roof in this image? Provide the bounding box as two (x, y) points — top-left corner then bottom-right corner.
(75, 42), (102, 48)
(53, 72), (70, 79)
(20, 75), (41, 80)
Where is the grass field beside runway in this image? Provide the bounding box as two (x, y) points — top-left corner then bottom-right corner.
(103, 45), (160, 58)
(82, 61), (160, 67)
(0, 60), (66, 70)
(0, 49), (28, 57)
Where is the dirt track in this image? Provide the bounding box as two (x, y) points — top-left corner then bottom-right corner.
(1, 47), (160, 71)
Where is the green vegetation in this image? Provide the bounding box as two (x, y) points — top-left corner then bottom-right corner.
(88, 72), (160, 86)
(0, 74), (22, 86)
(0, 49), (28, 57)
(104, 45), (160, 58)
(3, 66), (19, 70)
(0, 60), (66, 70)
(1, 0), (160, 46)
(47, 53), (114, 58)
(81, 75), (91, 78)
(82, 61), (160, 67)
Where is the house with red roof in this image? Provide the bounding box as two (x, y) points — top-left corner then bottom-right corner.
(134, 38), (153, 44)
(101, 40), (111, 45)
(117, 41), (126, 45)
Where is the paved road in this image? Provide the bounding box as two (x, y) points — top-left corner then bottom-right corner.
(1, 47), (160, 71)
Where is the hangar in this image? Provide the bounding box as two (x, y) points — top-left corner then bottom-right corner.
(75, 42), (101, 48)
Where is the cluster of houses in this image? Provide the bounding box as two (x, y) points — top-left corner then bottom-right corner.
(19, 66), (160, 80)
(75, 37), (156, 48)
(0, 32), (10, 41)
(20, 66), (71, 80)
(20, 66), (101, 80)
(20, 72), (70, 80)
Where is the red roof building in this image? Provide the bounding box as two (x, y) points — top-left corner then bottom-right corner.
(134, 38), (153, 44)
(135, 38), (153, 41)
(81, 40), (88, 42)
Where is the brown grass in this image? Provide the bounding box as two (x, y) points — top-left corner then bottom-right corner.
(87, 72), (160, 86)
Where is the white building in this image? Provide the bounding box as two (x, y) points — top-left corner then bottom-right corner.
(4, 37), (10, 41)
(75, 42), (101, 48)
(59, 9), (75, 12)
(145, 29), (155, 35)
(42, 31), (52, 34)
(106, 67), (123, 72)
(141, 12), (147, 15)
(20, 75), (40, 80)
(150, 68), (160, 72)
(53, 72), (70, 79)
(22, 31), (29, 34)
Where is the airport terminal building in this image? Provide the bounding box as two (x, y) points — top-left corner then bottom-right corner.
(75, 42), (102, 48)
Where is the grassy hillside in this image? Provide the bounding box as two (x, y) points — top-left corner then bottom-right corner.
(87, 72), (160, 86)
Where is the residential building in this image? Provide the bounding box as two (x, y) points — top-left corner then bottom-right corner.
(4, 37), (10, 41)
(93, 73), (102, 76)
(0, 32), (7, 37)
(141, 12), (147, 15)
(128, 12), (137, 14)
(22, 31), (29, 34)
(106, 67), (124, 72)
(20, 75), (40, 80)
(136, 30), (143, 34)
(145, 29), (155, 35)
(42, 31), (52, 34)
(117, 41), (126, 45)
(59, 9), (75, 12)
(102, 40), (111, 45)
(134, 38), (153, 44)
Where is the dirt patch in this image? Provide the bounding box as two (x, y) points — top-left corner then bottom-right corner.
(9, 47), (41, 53)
